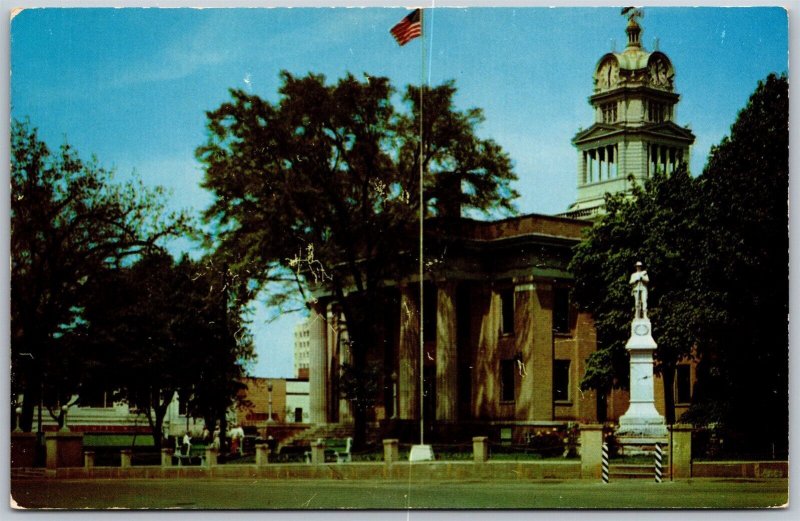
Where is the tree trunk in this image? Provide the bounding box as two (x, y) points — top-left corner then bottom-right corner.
(18, 348), (42, 432)
(153, 414), (164, 451)
(20, 380), (38, 432)
(219, 415), (228, 454)
(596, 389), (608, 424)
(346, 300), (382, 451)
(349, 341), (369, 452)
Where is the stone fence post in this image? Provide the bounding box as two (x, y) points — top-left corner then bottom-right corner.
(120, 449), (133, 468)
(84, 451), (95, 469)
(45, 432), (84, 470)
(11, 432), (37, 468)
(669, 424), (693, 479)
(580, 424), (604, 479)
(256, 443), (270, 466)
(472, 436), (489, 463)
(311, 439), (326, 465)
(383, 439), (399, 464)
(161, 448), (174, 467)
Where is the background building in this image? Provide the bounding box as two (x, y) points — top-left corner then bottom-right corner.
(294, 320), (311, 379)
(236, 377), (310, 431)
(303, 15), (698, 444)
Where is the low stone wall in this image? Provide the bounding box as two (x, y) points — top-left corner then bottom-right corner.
(18, 459), (789, 481)
(50, 461), (581, 481)
(691, 461), (788, 479)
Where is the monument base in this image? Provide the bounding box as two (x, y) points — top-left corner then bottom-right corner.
(614, 433), (668, 456)
(408, 444), (434, 462)
(617, 405), (668, 440)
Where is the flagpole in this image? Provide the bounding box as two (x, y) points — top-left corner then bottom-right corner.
(418, 7), (426, 447)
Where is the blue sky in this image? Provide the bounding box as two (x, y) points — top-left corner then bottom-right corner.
(10, 6), (789, 378)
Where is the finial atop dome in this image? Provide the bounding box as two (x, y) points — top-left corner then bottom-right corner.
(621, 6), (644, 49)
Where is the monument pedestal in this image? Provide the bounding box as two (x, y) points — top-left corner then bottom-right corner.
(616, 318), (667, 452)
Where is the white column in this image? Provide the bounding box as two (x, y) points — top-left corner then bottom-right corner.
(435, 281), (458, 421)
(398, 284), (420, 420)
(308, 302), (328, 424)
(579, 151), (587, 185)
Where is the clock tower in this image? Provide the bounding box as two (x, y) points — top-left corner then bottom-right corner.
(567, 11), (695, 217)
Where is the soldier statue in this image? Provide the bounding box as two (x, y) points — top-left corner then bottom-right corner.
(629, 261), (649, 319)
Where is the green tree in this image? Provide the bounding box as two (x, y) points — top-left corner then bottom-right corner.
(570, 73), (789, 449)
(569, 167), (707, 423)
(684, 74), (788, 453)
(80, 252), (254, 449)
(177, 255), (254, 451)
(10, 119), (187, 432)
(197, 72), (518, 446)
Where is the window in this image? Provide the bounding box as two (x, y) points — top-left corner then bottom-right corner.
(648, 101), (666, 123)
(676, 364), (692, 404)
(500, 288), (515, 335)
(501, 359), (516, 402)
(553, 287), (570, 334)
(601, 102), (617, 123)
(553, 360), (571, 402)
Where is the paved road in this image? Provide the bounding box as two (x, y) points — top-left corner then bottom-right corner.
(10, 478), (788, 510)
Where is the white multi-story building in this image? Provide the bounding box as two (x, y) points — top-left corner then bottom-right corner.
(294, 319), (311, 379)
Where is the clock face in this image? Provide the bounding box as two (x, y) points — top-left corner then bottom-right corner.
(597, 61), (619, 90)
(649, 57), (672, 88)
(634, 323), (650, 336)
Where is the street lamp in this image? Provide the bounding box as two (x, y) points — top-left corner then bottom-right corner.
(59, 404), (70, 432)
(267, 381), (274, 423)
(14, 406), (22, 432)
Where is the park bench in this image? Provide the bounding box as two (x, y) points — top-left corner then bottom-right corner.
(304, 437), (352, 463)
(82, 433), (156, 466)
(274, 444), (307, 463)
(174, 443), (207, 466)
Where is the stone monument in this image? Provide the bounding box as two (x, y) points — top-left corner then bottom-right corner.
(616, 262), (667, 449)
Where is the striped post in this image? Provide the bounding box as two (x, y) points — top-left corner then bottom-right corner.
(601, 442), (610, 483)
(654, 443), (663, 483)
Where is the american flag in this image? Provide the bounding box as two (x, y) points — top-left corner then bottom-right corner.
(390, 9), (422, 46)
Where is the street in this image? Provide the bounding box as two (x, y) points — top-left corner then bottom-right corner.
(10, 478), (788, 510)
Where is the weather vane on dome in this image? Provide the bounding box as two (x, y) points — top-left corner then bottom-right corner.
(621, 6), (644, 23)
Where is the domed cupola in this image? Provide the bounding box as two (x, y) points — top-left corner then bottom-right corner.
(566, 8), (695, 218)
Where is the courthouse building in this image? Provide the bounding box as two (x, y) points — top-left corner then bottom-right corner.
(303, 15), (697, 442)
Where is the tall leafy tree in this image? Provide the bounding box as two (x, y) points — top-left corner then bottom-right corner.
(684, 74), (788, 453)
(81, 252), (254, 449)
(10, 120), (187, 432)
(570, 73), (788, 449)
(569, 167), (707, 423)
(197, 72), (518, 446)
(177, 255), (255, 451)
